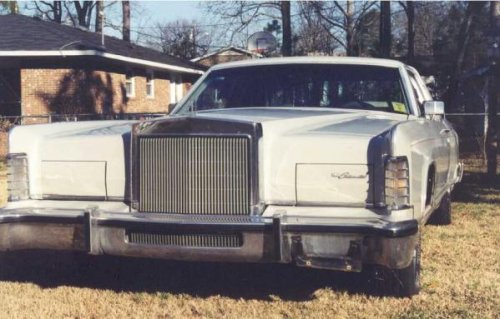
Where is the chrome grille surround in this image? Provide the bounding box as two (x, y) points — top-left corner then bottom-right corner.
(137, 135), (251, 215)
(127, 231), (243, 248)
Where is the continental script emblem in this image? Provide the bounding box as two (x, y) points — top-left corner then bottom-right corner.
(330, 172), (367, 179)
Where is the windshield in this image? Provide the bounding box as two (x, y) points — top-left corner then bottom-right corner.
(177, 64), (410, 114)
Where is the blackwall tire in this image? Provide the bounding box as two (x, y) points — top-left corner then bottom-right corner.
(394, 234), (421, 297)
(369, 232), (421, 297)
(428, 192), (452, 225)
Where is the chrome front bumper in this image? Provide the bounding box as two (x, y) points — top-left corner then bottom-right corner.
(0, 208), (418, 272)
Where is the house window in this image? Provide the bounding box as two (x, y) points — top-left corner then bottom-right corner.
(146, 71), (154, 98)
(170, 74), (183, 105)
(125, 72), (135, 98)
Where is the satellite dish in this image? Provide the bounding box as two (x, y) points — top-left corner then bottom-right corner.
(247, 31), (277, 55)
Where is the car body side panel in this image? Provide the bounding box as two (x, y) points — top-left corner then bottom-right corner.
(391, 118), (451, 221)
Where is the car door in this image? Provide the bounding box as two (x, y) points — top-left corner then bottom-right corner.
(407, 69), (451, 195)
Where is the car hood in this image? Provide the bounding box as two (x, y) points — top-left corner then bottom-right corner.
(8, 121), (136, 199)
(181, 108), (406, 205)
(190, 107), (406, 137)
(9, 108), (406, 205)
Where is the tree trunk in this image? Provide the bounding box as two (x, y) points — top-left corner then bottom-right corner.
(345, 0), (355, 56)
(95, 0), (103, 33)
(445, 1), (486, 112)
(122, 0), (131, 42)
(33, 1), (62, 23)
(407, 1), (415, 64)
(486, 71), (498, 178)
(379, 1), (391, 58)
(54, 1), (62, 24)
(280, 1), (292, 56)
(73, 1), (93, 28)
(9, 1), (18, 14)
(486, 1), (499, 178)
(456, 3), (484, 74)
(74, 1), (87, 27)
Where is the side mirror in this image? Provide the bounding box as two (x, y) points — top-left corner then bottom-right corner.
(424, 101), (445, 116)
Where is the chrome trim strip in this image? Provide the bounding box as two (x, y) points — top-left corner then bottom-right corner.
(41, 195), (125, 202)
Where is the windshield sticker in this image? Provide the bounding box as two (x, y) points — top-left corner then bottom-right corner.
(392, 102), (406, 113)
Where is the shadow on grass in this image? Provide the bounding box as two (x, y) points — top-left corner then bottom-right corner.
(0, 251), (374, 301)
(452, 171), (500, 204)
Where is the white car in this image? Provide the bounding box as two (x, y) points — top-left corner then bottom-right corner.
(1, 57), (462, 297)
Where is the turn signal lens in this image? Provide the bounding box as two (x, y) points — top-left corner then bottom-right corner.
(6, 153), (29, 201)
(385, 157), (409, 209)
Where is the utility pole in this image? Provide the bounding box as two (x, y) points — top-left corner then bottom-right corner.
(96, 1), (105, 47)
(192, 25), (197, 59)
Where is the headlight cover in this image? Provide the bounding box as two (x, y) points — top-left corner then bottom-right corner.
(385, 156), (409, 210)
(7, 153), (29, 201)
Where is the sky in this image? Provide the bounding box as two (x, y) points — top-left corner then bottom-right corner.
(133, 1), (268, 49)
(141, 1), (203, 24)
(15, 1), (267, 50)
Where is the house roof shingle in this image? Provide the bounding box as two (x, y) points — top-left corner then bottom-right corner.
(0, 14), (206, 73)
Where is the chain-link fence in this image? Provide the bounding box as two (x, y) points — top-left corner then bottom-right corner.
(0, 113), (169, 157)
(0, 112), (167, 127)
(446, 113), (499, 173)
(446, 113), (498, 153)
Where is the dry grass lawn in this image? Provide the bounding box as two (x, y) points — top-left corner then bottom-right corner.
(0, 158), (498, 318)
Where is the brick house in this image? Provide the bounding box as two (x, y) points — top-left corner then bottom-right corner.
(191, 46), (262, 67)
(0, 14), (206, 123)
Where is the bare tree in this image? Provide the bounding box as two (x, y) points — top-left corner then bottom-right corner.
(455, 2), (486, 77)
(295, 2), (339, 55)
(486, 1), (499, 178)
(61, 1), (95, 28)
(32, 1), (63, 23)
(91, 1), (148, 43)
(379, 1), (391, 57)
(150, 20), (212, 60)
(308, 1), (377, 56)
(445, 1), (487, 110)
(280, 1), (291, 56)
(74, 1), (95, 28)
(399, 1), (415, 63)
(204, 1), (293, 55)
(0, 1), (18, 14)
(122, 0), (130, 42)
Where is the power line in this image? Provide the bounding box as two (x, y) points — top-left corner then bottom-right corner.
(131, 17), (275, 30)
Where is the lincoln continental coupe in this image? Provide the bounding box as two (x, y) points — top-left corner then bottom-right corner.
(1, 57), (462, 296)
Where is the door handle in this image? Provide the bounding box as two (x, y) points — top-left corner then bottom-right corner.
(440, 129), (451, 135)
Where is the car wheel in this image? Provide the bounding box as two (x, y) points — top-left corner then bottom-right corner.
(428, 191), (452, 225)
(368, 232), (421, 297)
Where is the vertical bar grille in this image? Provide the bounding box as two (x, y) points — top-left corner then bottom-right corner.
(138, 136), (250, 215)
(127, 232), (243, 248)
